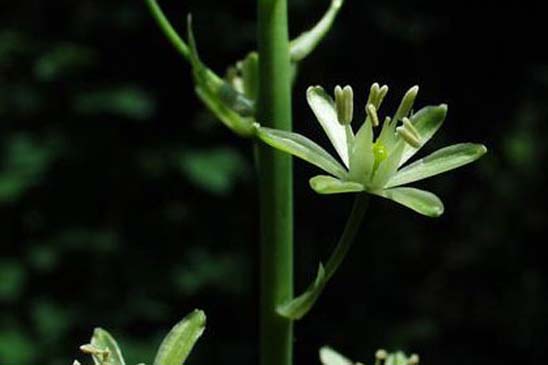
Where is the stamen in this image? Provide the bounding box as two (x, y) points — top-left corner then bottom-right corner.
(80, 345), (100, 354)
(334, 85), (354, 125)
(367, 83), (380, 106)
(396, 126), (421, 148)
(366, 104), (380, 127)
(394, 85), (419, 121)
(376, 84), (389, 108)
(402, 117), (420, 140)
(80, 344), (110, 362)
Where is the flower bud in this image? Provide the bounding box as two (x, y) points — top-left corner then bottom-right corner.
(374, 349), (387, 365)
(375, 349), (387, 360)
(334, 85), (354, 125)
(408, 354), (420, 365)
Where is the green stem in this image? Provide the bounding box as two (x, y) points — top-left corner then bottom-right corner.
(324, 194), (369, 281)
(277, 193), (368, 320)
(145, 0), (190, 60)
(256, 1), (293, 365)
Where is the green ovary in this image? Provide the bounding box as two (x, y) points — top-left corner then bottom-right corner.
(372, 142), (387, 172)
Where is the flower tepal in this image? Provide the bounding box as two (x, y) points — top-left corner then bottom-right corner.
(256, 83), (487, 217)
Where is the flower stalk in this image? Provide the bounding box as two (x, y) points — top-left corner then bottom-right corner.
(277, 193), (369, 320)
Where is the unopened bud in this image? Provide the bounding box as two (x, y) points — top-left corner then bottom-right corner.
(375, 349), (388, 360)
(366, 104), (380, 127)
(335, 85), (354, 125)
(225, 66), (244, 93)
(408, 354), (419, 365)
(397, 126), (421, 148)
(73, 361), (81, 365)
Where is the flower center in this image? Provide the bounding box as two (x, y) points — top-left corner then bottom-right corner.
(372, 141), (387, 171)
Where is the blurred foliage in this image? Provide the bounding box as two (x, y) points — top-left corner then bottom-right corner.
(0, 134), (60, 202)
(0, 259), (26, 301)
(177, 147), (250, 195)
(74, 86), (155, 121)
(1, 1), (547, 365)
(33, 44), (96, 82)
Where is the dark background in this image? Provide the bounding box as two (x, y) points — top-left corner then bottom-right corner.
(1, 1), (546, 365)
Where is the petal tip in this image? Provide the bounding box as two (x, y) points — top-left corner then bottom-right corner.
(430, 204), (445, 218)
(469, 143), (488, 159)
(309, 175), (363, 194)
(307, 85), (324, 94)
(309, 176), (331, 194)
(191, 309), (207, 326)
(333, 0), (344, 8)
(427, 103), (448, 123)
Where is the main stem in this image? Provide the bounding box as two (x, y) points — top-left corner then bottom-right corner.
(257, 1), (293, 365)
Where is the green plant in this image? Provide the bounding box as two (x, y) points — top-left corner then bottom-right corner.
(72, 1), (486, 365)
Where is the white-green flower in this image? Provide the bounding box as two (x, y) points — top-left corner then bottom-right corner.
(257, 83), (487, 217)
(319, 347), (419, 365)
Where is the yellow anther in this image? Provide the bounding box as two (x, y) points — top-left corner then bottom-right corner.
(402, 117), (420, 140)
(395, 85), (419, 121)
(366, 103), (380, 127)
(335, 85), (354, 125)
(396, 126), (421, 148)
(367, 83), (380, 106)
(376, 84), (389, 108)
(80, 344), (110, 363)
(80, 344), (101, 355)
